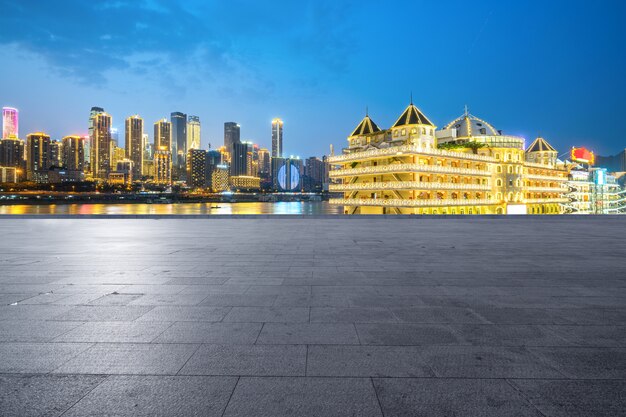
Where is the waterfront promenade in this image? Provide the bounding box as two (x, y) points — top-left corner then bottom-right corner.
(0, 216), (625, 416)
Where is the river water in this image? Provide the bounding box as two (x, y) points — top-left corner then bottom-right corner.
(0, 201), (344, 215)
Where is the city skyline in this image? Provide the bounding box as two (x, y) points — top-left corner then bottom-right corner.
(1, 1), (625, 156)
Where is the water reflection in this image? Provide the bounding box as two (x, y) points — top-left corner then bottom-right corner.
(0, 202), (343, 215)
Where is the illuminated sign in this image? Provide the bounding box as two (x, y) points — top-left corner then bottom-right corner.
(571, 147), (595, 165)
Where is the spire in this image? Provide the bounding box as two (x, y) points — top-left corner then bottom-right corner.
(410, 92), (413, 105)
(365, 105), (368, 117)
(392, 102), (435, 128)
(464, 105), (469, 117)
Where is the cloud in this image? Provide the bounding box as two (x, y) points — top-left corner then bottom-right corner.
(0, 0), (362, 96)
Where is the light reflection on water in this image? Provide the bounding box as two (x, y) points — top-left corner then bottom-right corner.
(0, 202), (344, 215)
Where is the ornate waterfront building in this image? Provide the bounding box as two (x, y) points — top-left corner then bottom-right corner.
(329, 103), (568, 215)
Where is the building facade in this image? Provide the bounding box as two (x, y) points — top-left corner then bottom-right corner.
(224, 122), (240, 151)
(89, 109), (112, 180)
(271, 118), (283, 158)
(187, 115), (201, 151)
(154, 150), (172, 185)
(125, 115), (143, 180)
(187, 149), (208, 188)
(171, 112), (187, 180)
(329, 103), (569, 215)
(61, 135), (84, 172)
(2, 107), (18, 139)
(26, 132), (51, 182)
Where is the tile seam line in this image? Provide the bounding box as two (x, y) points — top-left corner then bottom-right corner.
(58, 374), (112, 417)
(504, 378), (549, 417)
(220, 376), (240, 417)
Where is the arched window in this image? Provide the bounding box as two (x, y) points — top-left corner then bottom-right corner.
(496, 179), (502, 187)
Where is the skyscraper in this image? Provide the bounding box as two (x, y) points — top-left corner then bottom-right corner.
(231, 141), (250, 177)
(258, 148), (270, 177)
(0, 138), (25, 181)
(89, 108), (112, 179)
(304, 157), (324, 192)
(2, 107), (18, 139)
(154, 119), (172, 185)
(125, 115), (144, 180)
(154, 119), (172, 150)
(49, 141), (62, 167)
(26, 132), (51, 182)
(61, 136), (84, 171)
(187, 115), (201, 151)
(271, 118), (283, 158)
(171, 112), (187, 180)
(187, 149), (208, 188)
(224, 122), (240, 151)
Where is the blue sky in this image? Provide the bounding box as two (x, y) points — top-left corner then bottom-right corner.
(1, 0), (625, 157)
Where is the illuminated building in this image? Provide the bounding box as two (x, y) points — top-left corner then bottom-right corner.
(272, 118), (283, 157)
(187, 149), (208, 188)
(154, 119), (172, 151)
(48, 167), (84, 183)
(224, 122), (240, 151)
(2, 107), (18, 139)
(110, 145), (126, 171)
(211, 164), (230, 192)
(0, 167), (18, 183)
(26, 133), (51, 182)
(112, 159), (133, 185)
(61, 136), (84, 172)
(329, 103), (569, 214)
(143, 159), (155, 178)
(206, 150), (222, 190)
(0, 138), (25, 170)
(49, 141), (62, 167)
(154, 148), (172, 185)
(171, 112), (187, 180)
(231, 141), (251, 177)
(258, 148), (270, 177)
(230, 175), (261, 191)
(89, 109), (112, 180)
(564, 167), (626, 214)
(125, 115), (143, 180)
(187, 115), (201, 151)
(304, 157), (324, 192)
(272, 157), (302, 191)
(153, 119), (172, 184)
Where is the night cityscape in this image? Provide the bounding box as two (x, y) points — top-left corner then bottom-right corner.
(1, 1), (626, 417)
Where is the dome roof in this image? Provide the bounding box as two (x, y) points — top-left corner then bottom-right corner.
(350, 115), (381, 136)
(445, 111), (500, 137)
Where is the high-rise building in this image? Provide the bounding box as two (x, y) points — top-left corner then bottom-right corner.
(61, 136), (84, 171)
(231, 141), (250, 177)
(171, 112), (187, 180)
(258, 148), (270, 177)
(187, 149), (208, 188)
(26, 132), (51, 182)
(224, 122), (240, 151)
(211, 164), (230, 192)
(271, 118), (283, 158)
(2, 107), (18, 139)
(154, 119), (172, 150)
(206, 150), (222, 190)
(154, 149), (172, 185)
(125, 115), (144, 180)
(111, 145), (126, 171)
(49, 141), (62, 168)
(272, 156), (301, 191)
(187, 116), (201, 151)
(89, 108), (112, 179)
(304, 156), (324, 192)
(0, 138), (25, 169)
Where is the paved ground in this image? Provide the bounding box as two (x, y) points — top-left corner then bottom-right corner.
(0, 216), (625, 416)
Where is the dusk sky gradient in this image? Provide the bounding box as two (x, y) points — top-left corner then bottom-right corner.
(1, 0), (625, 157)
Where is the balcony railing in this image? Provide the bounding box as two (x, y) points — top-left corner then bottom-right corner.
(329, 182), (491, 192)
(525, 186), (567, 193)
(525, 174), (568, 182)
(329, 197), (495, 207)
(524, 198), (570, 204)
(329, 164), (491, 178)
(328, 145), (496, 163)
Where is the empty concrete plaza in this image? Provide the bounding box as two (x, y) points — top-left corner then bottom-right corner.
(0, 216), (625, 416)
